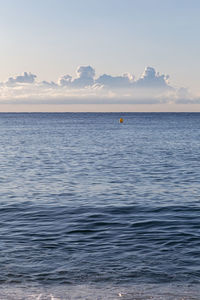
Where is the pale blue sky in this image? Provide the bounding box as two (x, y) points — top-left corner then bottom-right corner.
(0, 0), (199, 88)
(0, 0), (200, 111)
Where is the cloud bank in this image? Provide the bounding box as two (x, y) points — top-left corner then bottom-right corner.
(0, 66), (198, 106)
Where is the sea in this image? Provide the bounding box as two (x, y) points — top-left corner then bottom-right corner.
(0, 112), (200, 300)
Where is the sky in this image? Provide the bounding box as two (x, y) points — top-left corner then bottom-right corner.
(0, 0), (200, 112)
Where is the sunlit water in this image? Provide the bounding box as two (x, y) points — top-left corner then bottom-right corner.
(0, 112), (200, 299)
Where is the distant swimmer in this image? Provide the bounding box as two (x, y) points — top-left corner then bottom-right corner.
(119, 118), (124, 123)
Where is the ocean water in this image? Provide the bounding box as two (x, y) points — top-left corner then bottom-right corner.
(0, 112), (200, 299)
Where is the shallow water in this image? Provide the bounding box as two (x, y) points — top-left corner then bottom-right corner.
(0, 112), (200, 299)
(1, 283), (200, 299)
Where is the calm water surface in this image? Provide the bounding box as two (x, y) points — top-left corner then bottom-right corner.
(0, 113), (200, 299)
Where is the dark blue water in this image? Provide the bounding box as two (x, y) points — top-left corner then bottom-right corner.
(0, 113), (200, 299)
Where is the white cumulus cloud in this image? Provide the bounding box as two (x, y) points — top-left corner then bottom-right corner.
(6, 72), (37, 86)
(58, 66), (95, 88)
(135, 67), (170, 89)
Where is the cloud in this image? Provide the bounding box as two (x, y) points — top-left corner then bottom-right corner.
(135, 67), (170, 89)
(58, 75), (72, 87)
(41, 80), (58, 87)
(56, 65), (171, 91)
(74, 65), (95, 87)
(173, 87), (199, 104)
(58, 65), (95, 88)
(95, 73), (133, 88)
(0, 66), (198, 107)
(6, 72), (37, 86)
(95, 66), (171, 90)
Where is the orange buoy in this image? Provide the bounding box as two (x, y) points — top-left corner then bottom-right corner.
(119, 118), (124, 123)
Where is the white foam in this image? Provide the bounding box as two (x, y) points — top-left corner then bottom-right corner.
(0, 283), (200, 300)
